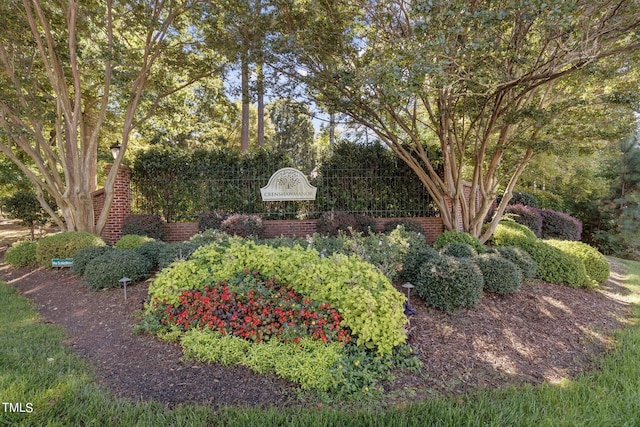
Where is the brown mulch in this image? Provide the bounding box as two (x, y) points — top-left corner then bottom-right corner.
(0, 234), (632, 408)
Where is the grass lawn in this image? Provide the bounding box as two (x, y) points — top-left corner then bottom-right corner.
(1, 258), (639, 426)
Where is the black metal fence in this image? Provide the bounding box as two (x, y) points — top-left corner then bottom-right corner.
(131, 166), (438, 221)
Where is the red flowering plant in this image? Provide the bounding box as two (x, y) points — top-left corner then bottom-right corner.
(154, 270), (352, 345)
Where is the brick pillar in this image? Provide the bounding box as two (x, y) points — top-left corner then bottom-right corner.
(92, 164), (131, 244)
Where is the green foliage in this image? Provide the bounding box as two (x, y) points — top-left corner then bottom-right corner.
(399, 244), (441, 284)
(198, 210), (229, 231)
(491, 246), (538, 280)
(83, 250), (153, 290)
(149, 239), (407, 354)
(4, 241), (38, 267)
(71, 246), (114, 276)
(489, 220), (538, 246)
(114, 234), (155, 250)
(189, 229), (232, 246)
(157, 242), (203, 270)
(35, 232), (105, 267)
(134, 240), (167, 269)
(439, 242), (478, 258)
(544, 240), (610, 284)
(415, 256), (484, 313)
(474, 254), (522, 295)
(434, 231), (486, 253)
(181, 329), (342, 391)
(267, 99), (316, 172)
(1, 190), (52, 237)
(219, 214), (265, 238)
(382, 219), (424, 234)
(121, 214), (166, 240)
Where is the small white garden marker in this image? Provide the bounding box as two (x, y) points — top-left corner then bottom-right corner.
(119, 277), (132, 300)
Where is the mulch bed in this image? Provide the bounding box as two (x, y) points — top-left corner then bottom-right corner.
(0, 249), (631, 408)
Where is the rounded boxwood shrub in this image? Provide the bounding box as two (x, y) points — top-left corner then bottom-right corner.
(71, 246), (114, 276)
(433, 231), (485, 254)
(415, 256), (484, 313)
(382, 219), (423, 234)
(219, 214), (265, 238)
(4, 241), (38, 267)
(198, 210), (229, 232)
(505, 204), (543, 238)
(474, 254), (522, 295)
(84, 250), (153, 290)
(544, 240), (610, 284)
(121, 214), (166, 240)
(492, 246), (538, 280)
(490, 220), (537, 247)
(539, 209), (582, 241)
(439, 242), (478, 258)
(134, 240), (167, 269)
(35, 232), (106, 266)
(520, 240), (592, 288)
(115, 234), (155, 250)
(399, 244), (441, 284)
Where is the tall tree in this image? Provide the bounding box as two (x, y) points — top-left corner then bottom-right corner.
(274, 0), (640, 241)
(0, 0), (219, 233)
(267, 98), (315, 171)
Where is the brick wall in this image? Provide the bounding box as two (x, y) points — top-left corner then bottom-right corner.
(91, 165), (131, 245)
(163, 222), (200, 242)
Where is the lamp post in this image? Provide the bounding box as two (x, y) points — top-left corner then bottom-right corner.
(109, 141), (121, 160)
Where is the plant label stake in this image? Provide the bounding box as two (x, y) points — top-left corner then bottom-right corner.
(119, 277), (131, 300)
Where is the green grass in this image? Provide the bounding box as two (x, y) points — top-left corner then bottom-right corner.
(2, 258), (640, 426)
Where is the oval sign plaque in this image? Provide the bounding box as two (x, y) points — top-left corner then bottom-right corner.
(260, 167), (317, 201)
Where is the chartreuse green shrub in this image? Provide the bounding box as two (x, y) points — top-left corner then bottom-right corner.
(71, 246), (114, 276)
(491, 220), (592, 288)
(35, 231), (105, 266)
(149, 239), (407, 354)
(474, 254), (522, 295)
(544, 240), (610, 284)
(415, 256), (484, 312)
(115, 234), (155, 250)
(433, 230), (486, 253)
(4, 241), (38, 267)
(84, 250), (153, 290)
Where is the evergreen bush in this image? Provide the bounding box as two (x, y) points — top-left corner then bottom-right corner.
(382, 219), (424, 234)
(316, 211), (371, 236)
(4, 241), (38, 267)
(539, 209), (582, 241)
(134, 240), (167, 269)
(219, 214), (265, 238)
(415, 256), (484, 313)
(84, 250), (153, 290)
(544, 240), (610, 284)
(474, 254), (522, 295)
(489, 219), (537, 247)
(157, 242), (203, 270)
(433, 230), (485, 253)
(121, 214), (166, 240)
(399, 244), (441, 284)
(492, 246), (538, 279)
(35, 232), (106, 266)
(115, 234), (155, 250)
(71, 246), (114, 276)
(439, 242), (478, 258)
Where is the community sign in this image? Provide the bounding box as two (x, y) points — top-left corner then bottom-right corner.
(260, 167), (317, 201)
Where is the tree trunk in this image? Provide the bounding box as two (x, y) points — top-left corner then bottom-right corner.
(240, 51), (250, 152)
(257, 61), (265, 147)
